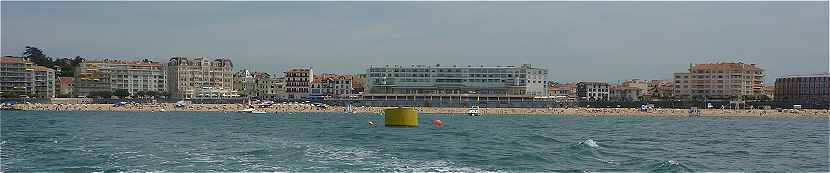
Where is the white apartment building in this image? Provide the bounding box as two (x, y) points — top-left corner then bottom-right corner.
(309, 75), (355, 98)
(365, 64), (548, 97)
(167, 57), (236, 99)
(576, 81), (609, 101)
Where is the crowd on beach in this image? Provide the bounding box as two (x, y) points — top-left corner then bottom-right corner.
(8, 102), (830, 117)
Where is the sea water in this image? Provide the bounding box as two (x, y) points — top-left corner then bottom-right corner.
(1, 111), (827, 172)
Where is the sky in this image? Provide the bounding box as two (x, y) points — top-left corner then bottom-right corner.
(2, 1), (827, 84)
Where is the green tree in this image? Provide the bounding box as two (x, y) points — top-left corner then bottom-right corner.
(54, 57), (75, 77)
(23, 46), (53, 68)
(113, 89), (130, 98)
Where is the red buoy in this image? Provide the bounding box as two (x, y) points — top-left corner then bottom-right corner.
(433, 119), (443, 128)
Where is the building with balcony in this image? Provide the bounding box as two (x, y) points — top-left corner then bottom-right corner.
(774, 73), (829, 104)
(0, 56), (34, 98)
(310, 74), (355, 98)
(365, 64), (548, 99)
(75, 59), (166, 97)
(167, 57), (236, 99)
(32, 66), (55, 98)
(548, 82), (577, 99)
(576, 81), (609, 101)
(284, 68), (313, 100)
(234, 70), (278, 100)
(673, 62), (764, 101)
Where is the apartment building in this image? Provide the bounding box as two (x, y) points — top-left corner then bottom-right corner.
(673, 62), (764, 100)
(167, 57), (236, 99)
(576, 81), (609, 101)
(32, 66), (56, 98)
(0, 56), (34, 97)
(365, 64), (548, 97)
(284, 68), (313, 100)
(548, 82), (577, 99)
(774, 74), (829, 103)
(75, 59), (166, 97)
(310, 75), (355, 98)
(251, 71), (275, 99)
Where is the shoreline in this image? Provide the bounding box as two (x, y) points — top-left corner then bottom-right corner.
(7, 103), (830, 117)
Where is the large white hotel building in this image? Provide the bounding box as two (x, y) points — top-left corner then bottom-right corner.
(364, 64), (548, 99)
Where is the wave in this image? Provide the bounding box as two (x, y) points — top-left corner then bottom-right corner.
(298, 140), (482, 172)
(644, 159), (695, 172)
(580, 139), (599, 148)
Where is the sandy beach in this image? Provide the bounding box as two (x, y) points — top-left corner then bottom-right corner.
(7, 103), (830, 117)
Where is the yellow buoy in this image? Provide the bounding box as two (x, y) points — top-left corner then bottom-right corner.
(384, 107), (418, 127)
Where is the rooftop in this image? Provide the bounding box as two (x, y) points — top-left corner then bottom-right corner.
(691, 62), (762, 71)
(1, 56), (32, 64)
(369, 64), (539, 69)
(59, 77), (75, 84)
(83, 59), (162, 66)
(33, 66), (52, 72)
(778, 73), (830, 78)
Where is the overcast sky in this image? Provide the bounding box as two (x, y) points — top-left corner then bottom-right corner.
(2, 1), (827, 84)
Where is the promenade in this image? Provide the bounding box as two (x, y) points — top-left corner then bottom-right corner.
(10, 103), (830, 117)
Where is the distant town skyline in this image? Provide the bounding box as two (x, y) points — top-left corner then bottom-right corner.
(2, 1), (827, 84)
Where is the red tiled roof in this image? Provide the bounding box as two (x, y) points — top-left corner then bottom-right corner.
(1, 56), (31, 64)
(59, 77), (74, 84)
(610, 86), (642, 91)
(33, 66), (52, 72)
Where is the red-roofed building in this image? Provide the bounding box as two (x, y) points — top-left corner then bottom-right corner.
(548, 82), (577, 99)
(310, 74), (356, 98)
(57, 77), (75, 96)
(610, 86), (643, 101)
(648, 80), (674, 99)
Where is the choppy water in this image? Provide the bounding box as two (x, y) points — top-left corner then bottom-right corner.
(1, 111), (828, 172)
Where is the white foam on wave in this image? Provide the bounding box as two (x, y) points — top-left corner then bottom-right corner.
(581, 139), (599, 148)
(667, 160), (679, 165)
(300, 141), (482, 172)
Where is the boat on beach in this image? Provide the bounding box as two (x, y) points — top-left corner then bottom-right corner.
(239, 108), (256, 113)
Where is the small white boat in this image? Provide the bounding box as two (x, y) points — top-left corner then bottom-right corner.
(251, 110), (268, 114)
(467, 106), (481, 116)
(239, 108), (256, 113)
